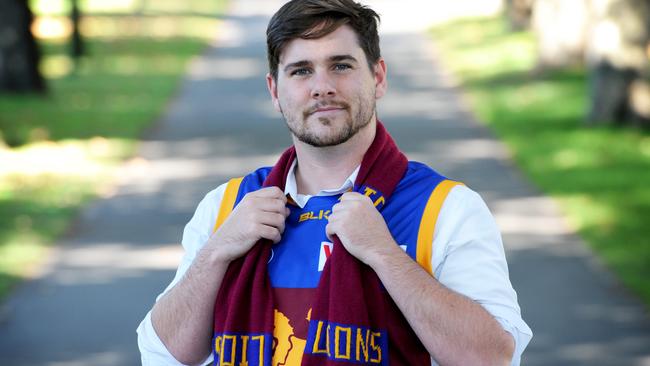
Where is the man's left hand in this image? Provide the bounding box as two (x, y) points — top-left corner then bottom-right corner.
(325, 192), (397, 266)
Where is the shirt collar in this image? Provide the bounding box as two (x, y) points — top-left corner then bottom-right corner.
(284, 159), (359, 208)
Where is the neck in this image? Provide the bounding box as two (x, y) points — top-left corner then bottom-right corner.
(293, 119), (376, 195)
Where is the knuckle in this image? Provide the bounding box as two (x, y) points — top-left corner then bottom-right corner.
(269, 186), (283, 197)
(275, 200), (287, 212)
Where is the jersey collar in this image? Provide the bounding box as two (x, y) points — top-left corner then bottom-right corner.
(284, 159), (359, 208)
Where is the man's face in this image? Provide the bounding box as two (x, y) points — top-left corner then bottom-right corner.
(266, 25), (387, 147)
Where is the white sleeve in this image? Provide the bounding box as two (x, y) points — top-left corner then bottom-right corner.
(431, 185), (533, 366)
(136, 183), (228, 366)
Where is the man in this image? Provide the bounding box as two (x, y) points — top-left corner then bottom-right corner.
(137, 0), (532, 365)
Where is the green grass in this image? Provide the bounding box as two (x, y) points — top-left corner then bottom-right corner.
(0, 0), (227, 301)
(430, 17), (650, 305)
(0, 38), (205, 146)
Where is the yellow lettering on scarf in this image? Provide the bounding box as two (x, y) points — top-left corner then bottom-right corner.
(221, 335), (237, 366)
(215, 336), (222, 358)
(326, 324), (332, 357)
(252, 335), (265, 365)
(312, 321), (328, 355)
(356, 328), (370, 362)
(334, 326), (352, 360)
(370, 331), (382, 364)
(239, 335), (249, 366)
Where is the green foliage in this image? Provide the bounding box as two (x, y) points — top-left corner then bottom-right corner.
(430, 17), (650, 305)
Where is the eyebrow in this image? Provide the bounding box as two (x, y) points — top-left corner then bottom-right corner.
(330, 55), (358, 63)
(283, 54), (359, 73)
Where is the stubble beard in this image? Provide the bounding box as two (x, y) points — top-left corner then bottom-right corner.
(281, 95), (376, 148)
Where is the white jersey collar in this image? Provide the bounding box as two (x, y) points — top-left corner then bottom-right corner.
(283, 159), (360, 208)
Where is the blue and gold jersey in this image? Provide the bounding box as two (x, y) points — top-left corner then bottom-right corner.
(215, 162), (460, 366)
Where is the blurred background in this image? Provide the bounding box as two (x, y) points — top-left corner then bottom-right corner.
(0, 0), (649, 365)
(0, 0), (228, 297)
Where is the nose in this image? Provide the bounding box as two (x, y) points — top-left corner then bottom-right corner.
(310, 71), (336, 99)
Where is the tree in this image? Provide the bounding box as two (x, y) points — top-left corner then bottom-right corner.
(70, 0), (85, 72)
(586, 0), (650, 126)
(527, 0), (650, 126)
(531, 0), (591, 68)
(0, 0), (45, 93)
(505, 0), (535, 30)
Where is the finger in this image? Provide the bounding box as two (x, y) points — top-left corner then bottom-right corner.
(340, 192), (364, 201)
(254, 211), (287, 231)
(325, 222), (335, 241)
(258, 224), (282, 244)
(330, 201), (348, 214)
(252, 186), (287, 200)
(251, 197), (290, 215)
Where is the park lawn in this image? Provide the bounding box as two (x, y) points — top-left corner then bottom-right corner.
(430, 17), (650, 306)
(0, 0), (227, 300)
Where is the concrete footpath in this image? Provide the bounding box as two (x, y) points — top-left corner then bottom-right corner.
(1, 1), (649, 365)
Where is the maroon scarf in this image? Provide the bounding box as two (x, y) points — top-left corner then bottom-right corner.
(213, 122), (430, 365)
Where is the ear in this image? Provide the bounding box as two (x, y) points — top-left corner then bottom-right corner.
(266, 73), (282, 112)
(373, 58), (388, 100)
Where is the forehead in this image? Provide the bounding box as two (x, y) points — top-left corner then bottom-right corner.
(279, 25), (365, 64)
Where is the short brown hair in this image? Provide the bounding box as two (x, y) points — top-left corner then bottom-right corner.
(266, 0), (381, 79)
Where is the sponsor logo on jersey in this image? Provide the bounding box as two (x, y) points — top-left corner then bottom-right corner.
(299, 210), (331, 222)
(318, 242), (333, 271)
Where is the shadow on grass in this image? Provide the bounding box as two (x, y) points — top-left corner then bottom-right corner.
(465, 68), (587, 90)
(0, 35), (208, 146)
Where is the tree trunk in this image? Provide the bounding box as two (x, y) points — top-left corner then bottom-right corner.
(586, 0), (650, 126)
(505, 0), (534, 30)
(0, 0), (45, 93)
(70, 0), (84, 72)
(532, 0), (591, 69)
(70, 0), (83, 57)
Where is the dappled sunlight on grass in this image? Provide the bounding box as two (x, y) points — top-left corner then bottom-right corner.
(430, 16), (537, 81)
(0, 177), (96, 296)
(0, 0), (227, 300)
(0, 138), (130, 177)
(31, 0), (225, 16)
(82, 16), (220, 40)
(41, 54), (75, 78)
(430, 16), (650, 305)
(0, 36), (207, 146)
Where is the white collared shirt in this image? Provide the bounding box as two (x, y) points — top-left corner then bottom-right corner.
(283, 160), (359, 208)
(137, 165), (532, 366)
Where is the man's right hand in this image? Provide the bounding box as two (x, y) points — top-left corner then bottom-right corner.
(207, 186), (290, 264)
(150, 186), (289, 365)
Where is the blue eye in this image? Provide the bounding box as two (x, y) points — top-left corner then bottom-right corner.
(333, 64), (352, 71)
(291, 68), (311, 76)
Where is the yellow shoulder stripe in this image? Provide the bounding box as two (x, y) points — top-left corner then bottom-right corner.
(213, 177), (244, 233)
(416, 180), (464, 276)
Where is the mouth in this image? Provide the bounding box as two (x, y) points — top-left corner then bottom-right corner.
(314, 107), (344, 114)
(306, 104), (348, 117)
